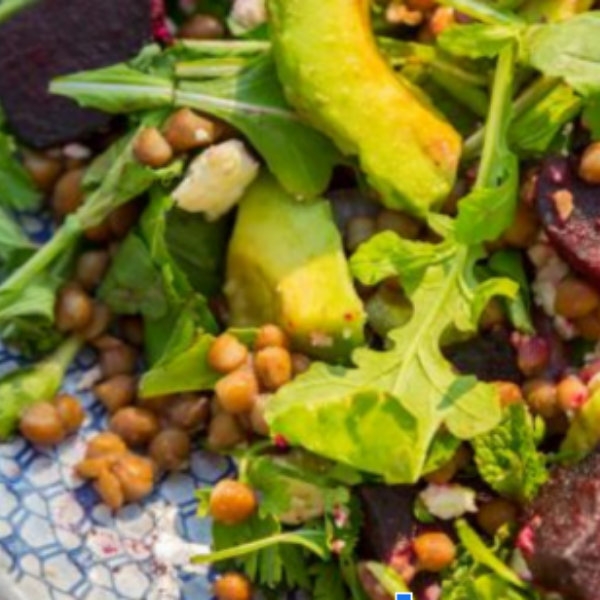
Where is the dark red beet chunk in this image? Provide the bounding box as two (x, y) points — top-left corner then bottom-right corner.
(521, 450), (600, 600)
(536, 157), (600, 288)
(0, 0), (154, 148)
(443, 330), (523, 384)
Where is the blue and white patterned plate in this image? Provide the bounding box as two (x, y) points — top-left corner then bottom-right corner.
(0, 213), (232, 600)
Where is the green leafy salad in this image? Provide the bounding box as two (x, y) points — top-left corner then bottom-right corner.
(4, 0), (600, 599)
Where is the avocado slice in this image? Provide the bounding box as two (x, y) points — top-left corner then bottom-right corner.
(267, 0), (462, 218)
(225, 173), (365, 361)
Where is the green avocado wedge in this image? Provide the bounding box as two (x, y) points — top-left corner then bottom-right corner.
(267, 0), (462, 218)
(225, 173), (366, 362)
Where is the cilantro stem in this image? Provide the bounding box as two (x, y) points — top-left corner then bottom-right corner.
(437, 0), (524, 25)
(463, 76), (560, 160)
(192, 530), (330, 564)
(475, 43), (516, 190)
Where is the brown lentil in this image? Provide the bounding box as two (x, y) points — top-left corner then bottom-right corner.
(149, 429), (192, 472)
(477, 498), (518, 536)
(109, 407), (160, 447)
(179, 14), (226, 40)
(163, 108), (224, 153)
(75, 250), (110, 291)
(55, 285), (94, 333)
(133, 127), (173, 169)
(94, 375), (137, 414)
(52, 168), (85, 218)
(207, 412), (245, 450)
(22, 150), (64, 192)
(555, 277), (600, 320)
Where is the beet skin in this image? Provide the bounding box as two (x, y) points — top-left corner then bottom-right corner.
(0, 0), (154, 148)
(522, 450), (600, 600)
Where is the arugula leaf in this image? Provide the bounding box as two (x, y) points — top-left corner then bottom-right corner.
(455, 520), (526, 589)
(456, 45), (519, 245)
(519, 0), (594, 23)
(583, 96), (600, 141)
(0, 335), (82, 439)
(509, 82), (582, 157)
(0, 116), (41, 210)
(52, 51), (342, 199)
(561, 389), (600, 461)
(267, 226), (515, 483)
(439, 24), (522, 59)
(488, 250), (534, 333)
(437, 0), (524, 25)
(473, 403), (547, 503)
(522, 13), (600, 97)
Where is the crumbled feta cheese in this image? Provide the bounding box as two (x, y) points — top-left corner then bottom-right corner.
(419, 483), (477, 520)
(173, 140), (259, 221)
(230, 0), (267, 31)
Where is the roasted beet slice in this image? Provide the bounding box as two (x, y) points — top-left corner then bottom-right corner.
(536, 157), (600, 288)
(358, 485), (417, 563)
(521, 450), (600, 600)
(443, 330), (523, 384)
(0, 0), (154, 148)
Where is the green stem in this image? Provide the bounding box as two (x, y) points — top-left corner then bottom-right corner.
(475, 43), (516, 189)
(175, 58), (250, 80)
(0, 216), (82, 307)
(437, 0), (524, 24)
(192, 531), (329, 564)
(464, 75), (557, 161)
(177, 39), (272, 57)
(50, 334), (84, 371)
(432, 71), (489, 118)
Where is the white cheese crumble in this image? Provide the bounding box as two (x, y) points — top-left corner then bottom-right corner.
(173, 140), (259, 221)
(230, 0), (268, 30)
(419, 483), (477, 520)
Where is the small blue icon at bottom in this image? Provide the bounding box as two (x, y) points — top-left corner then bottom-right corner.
(396, 594), (413, 600)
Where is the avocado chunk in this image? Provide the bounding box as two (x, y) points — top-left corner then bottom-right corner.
(267, 0), (462, 218)
(225, 173), (366, 361)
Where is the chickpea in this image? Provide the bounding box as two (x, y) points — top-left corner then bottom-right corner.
(119, 316), (144, 347)
(291, 353), (311, 376)
(94, 375), (137, 414)
(167, 394), (210, 431)
(20, 402), (66, 446)
(250, 394), (271, 436)
(216, 370), (259, 414)
(52, 168), (85, 218)
(76, 250), (110, 291)
(502, 203), (539, 249)
(346, 216), (377, 253)
(413, 532), (456, 572)
(179, 14), (225, 40)
(254, 325), (289, 351)
(213, 573), (253, 600)
(108, 202), (141, 240)
(55, 285), (94, 333)
(54, 394), (85, 433)
(517, 336), (549, 378)
(100, 342), (138, 378)
(95, 469), (125, 510)
(376, 209), (422, 240)
(429, 7), (456, 36)
(133, 127), (173, 169)
(575, 312), (600, 341)
(477, 499), (518, 536)
(85, 219), (112, 243)
(580, 142), (600, 185)
(425, 444), (471, 485)
(142, 394), (176, 416)
(112, 454), (155, 502)
(557, 375), (589, 412)
(479, 299), (506, 331)
(81, 302), (112, 341)
(555, 277), (600, 320)
(209, 334), (249, 375)
(163, 109), (225, 153)
(110, 407), (160, 447)
(524, 379), (560, 419)
(494, 381), (523, 407)
(150, 429), (192, 472)
(86, 431), (128, 459)
(254, 347), (292, 391)
(207, 412), (245, 450)
(209, 479), (257, 525)
(22, 150), (64, 192)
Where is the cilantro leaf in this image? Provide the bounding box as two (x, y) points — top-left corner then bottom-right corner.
(473, 403), (548, 503)
(583, 96), (600, 141)
(266, 226), (515, 484)
(312, 562), (348, 600)
(439, 23), (522, 59)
